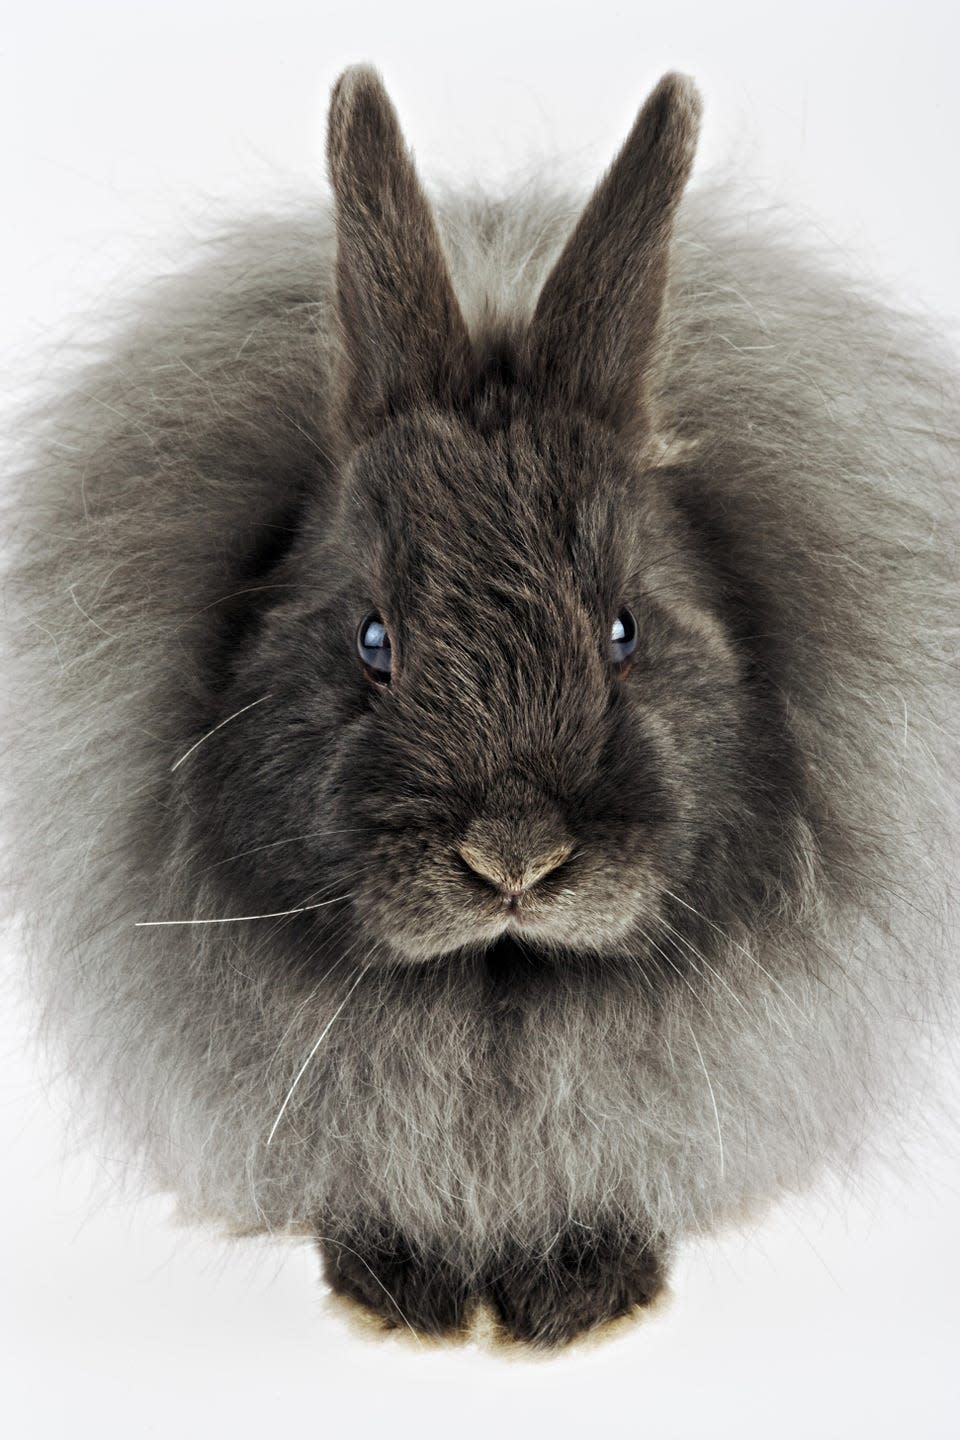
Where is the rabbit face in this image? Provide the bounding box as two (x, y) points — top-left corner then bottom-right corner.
(341, 411), (746, 964)
(202, 400), (745, 969)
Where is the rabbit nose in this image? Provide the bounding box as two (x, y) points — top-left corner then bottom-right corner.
(457, 836), (574, 899)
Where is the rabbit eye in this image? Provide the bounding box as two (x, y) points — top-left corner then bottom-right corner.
(357, 612), (392, 682)
(610, 607), (638, 667)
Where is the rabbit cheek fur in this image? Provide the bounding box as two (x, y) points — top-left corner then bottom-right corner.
(5, 66), (959, 1350)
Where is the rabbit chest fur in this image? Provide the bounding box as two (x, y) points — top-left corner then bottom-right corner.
(4, 69), (958, 1348)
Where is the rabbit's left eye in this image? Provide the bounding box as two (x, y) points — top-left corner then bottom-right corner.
(610, 607), (638, 666)
(357, 612), (392, 682)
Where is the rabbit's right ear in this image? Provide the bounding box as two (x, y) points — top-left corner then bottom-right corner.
(527, 74), (701, 439)
(326, 67), (471, 443)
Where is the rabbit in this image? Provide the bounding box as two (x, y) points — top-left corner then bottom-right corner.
(3, 65), (958, 1351)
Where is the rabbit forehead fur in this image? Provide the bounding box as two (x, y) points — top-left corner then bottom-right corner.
(3, 90), (959, 1260)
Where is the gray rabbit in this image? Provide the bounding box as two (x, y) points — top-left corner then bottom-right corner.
(4, 67), (958, 1348)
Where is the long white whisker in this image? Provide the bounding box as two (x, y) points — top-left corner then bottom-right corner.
(661, 887), (808, 1020)
(170, 694), (272, 772)
(267, 966), (367, 1146)
(68, 584), (117, 639)
(315, 1233), (424, 1347)
(686, 1019), (725, 1179)
(134, 893), (352, 926)
(194, 583), (301, 614)
(262, 945), (358, 1074)
(634, 926), (712, 1019)
(654, 911), (763, 1027)
(256, 872), (365, 949)
(202, 829), (367, 872)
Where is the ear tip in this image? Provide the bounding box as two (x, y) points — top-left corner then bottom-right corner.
(327, 64), (399, 173)
(330, 63), (386, 109)
(648, 70), (704, 134)
(655, 70), (702, 103)
(328, 63), (391, 131)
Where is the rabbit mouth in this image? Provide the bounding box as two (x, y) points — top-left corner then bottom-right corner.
(471, 892), (612, 951)
(356, 833), (660, 963)
(496, 892), (532, 926)
(473, 883), (572, 939)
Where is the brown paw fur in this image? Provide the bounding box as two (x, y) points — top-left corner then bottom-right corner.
(320, 1221), (665, 1350)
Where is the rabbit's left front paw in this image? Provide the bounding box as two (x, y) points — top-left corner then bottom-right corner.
(484, 1225), (664, 1348)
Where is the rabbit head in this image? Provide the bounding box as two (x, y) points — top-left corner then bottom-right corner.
(184, 68), (807, 976)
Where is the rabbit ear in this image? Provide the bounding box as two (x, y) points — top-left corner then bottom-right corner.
(326, 67), (471, 441)
(527, 73), (701, 435)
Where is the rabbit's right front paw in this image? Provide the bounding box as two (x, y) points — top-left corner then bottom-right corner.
(320, 1225), (472, 1337)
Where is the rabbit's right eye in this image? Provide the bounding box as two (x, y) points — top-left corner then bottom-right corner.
(357, 612), (393, 683)
(610, 607), (638, 670)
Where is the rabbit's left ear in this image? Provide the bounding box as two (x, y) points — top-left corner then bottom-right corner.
(527, 73), (701, 437)
(327, 67), (472, 442)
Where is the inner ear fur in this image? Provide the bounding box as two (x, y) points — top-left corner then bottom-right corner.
(326, 66), (472, 442)
(527, 73), (702, 437)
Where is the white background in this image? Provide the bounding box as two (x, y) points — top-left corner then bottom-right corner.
(2, 3), (959, 1437)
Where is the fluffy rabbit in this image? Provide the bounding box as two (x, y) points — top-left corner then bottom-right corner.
(4, 67), (958, 1349)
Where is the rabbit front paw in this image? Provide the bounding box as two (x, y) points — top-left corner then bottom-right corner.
(320, 1224), (472, 1337)
(484, 1225), (665, 1348)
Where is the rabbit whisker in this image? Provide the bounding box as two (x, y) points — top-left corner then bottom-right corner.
(314, 1232), (424, 1347)
(634, 925), (712, 1019)
(170, 694), (272, 772)
(193, 583), (304, 614)
(68, 584), (118, 639)
(134, 892), (353, 926)
(685, 1019), (725, 1179)
(654, 912), (758, 1025)
(262, 945), (359, 1075)
(267, 964), (368, 1146)
(202, 829), (367, 873)
(661, 887), (808, 1021)
(254, 870), (367, 949)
